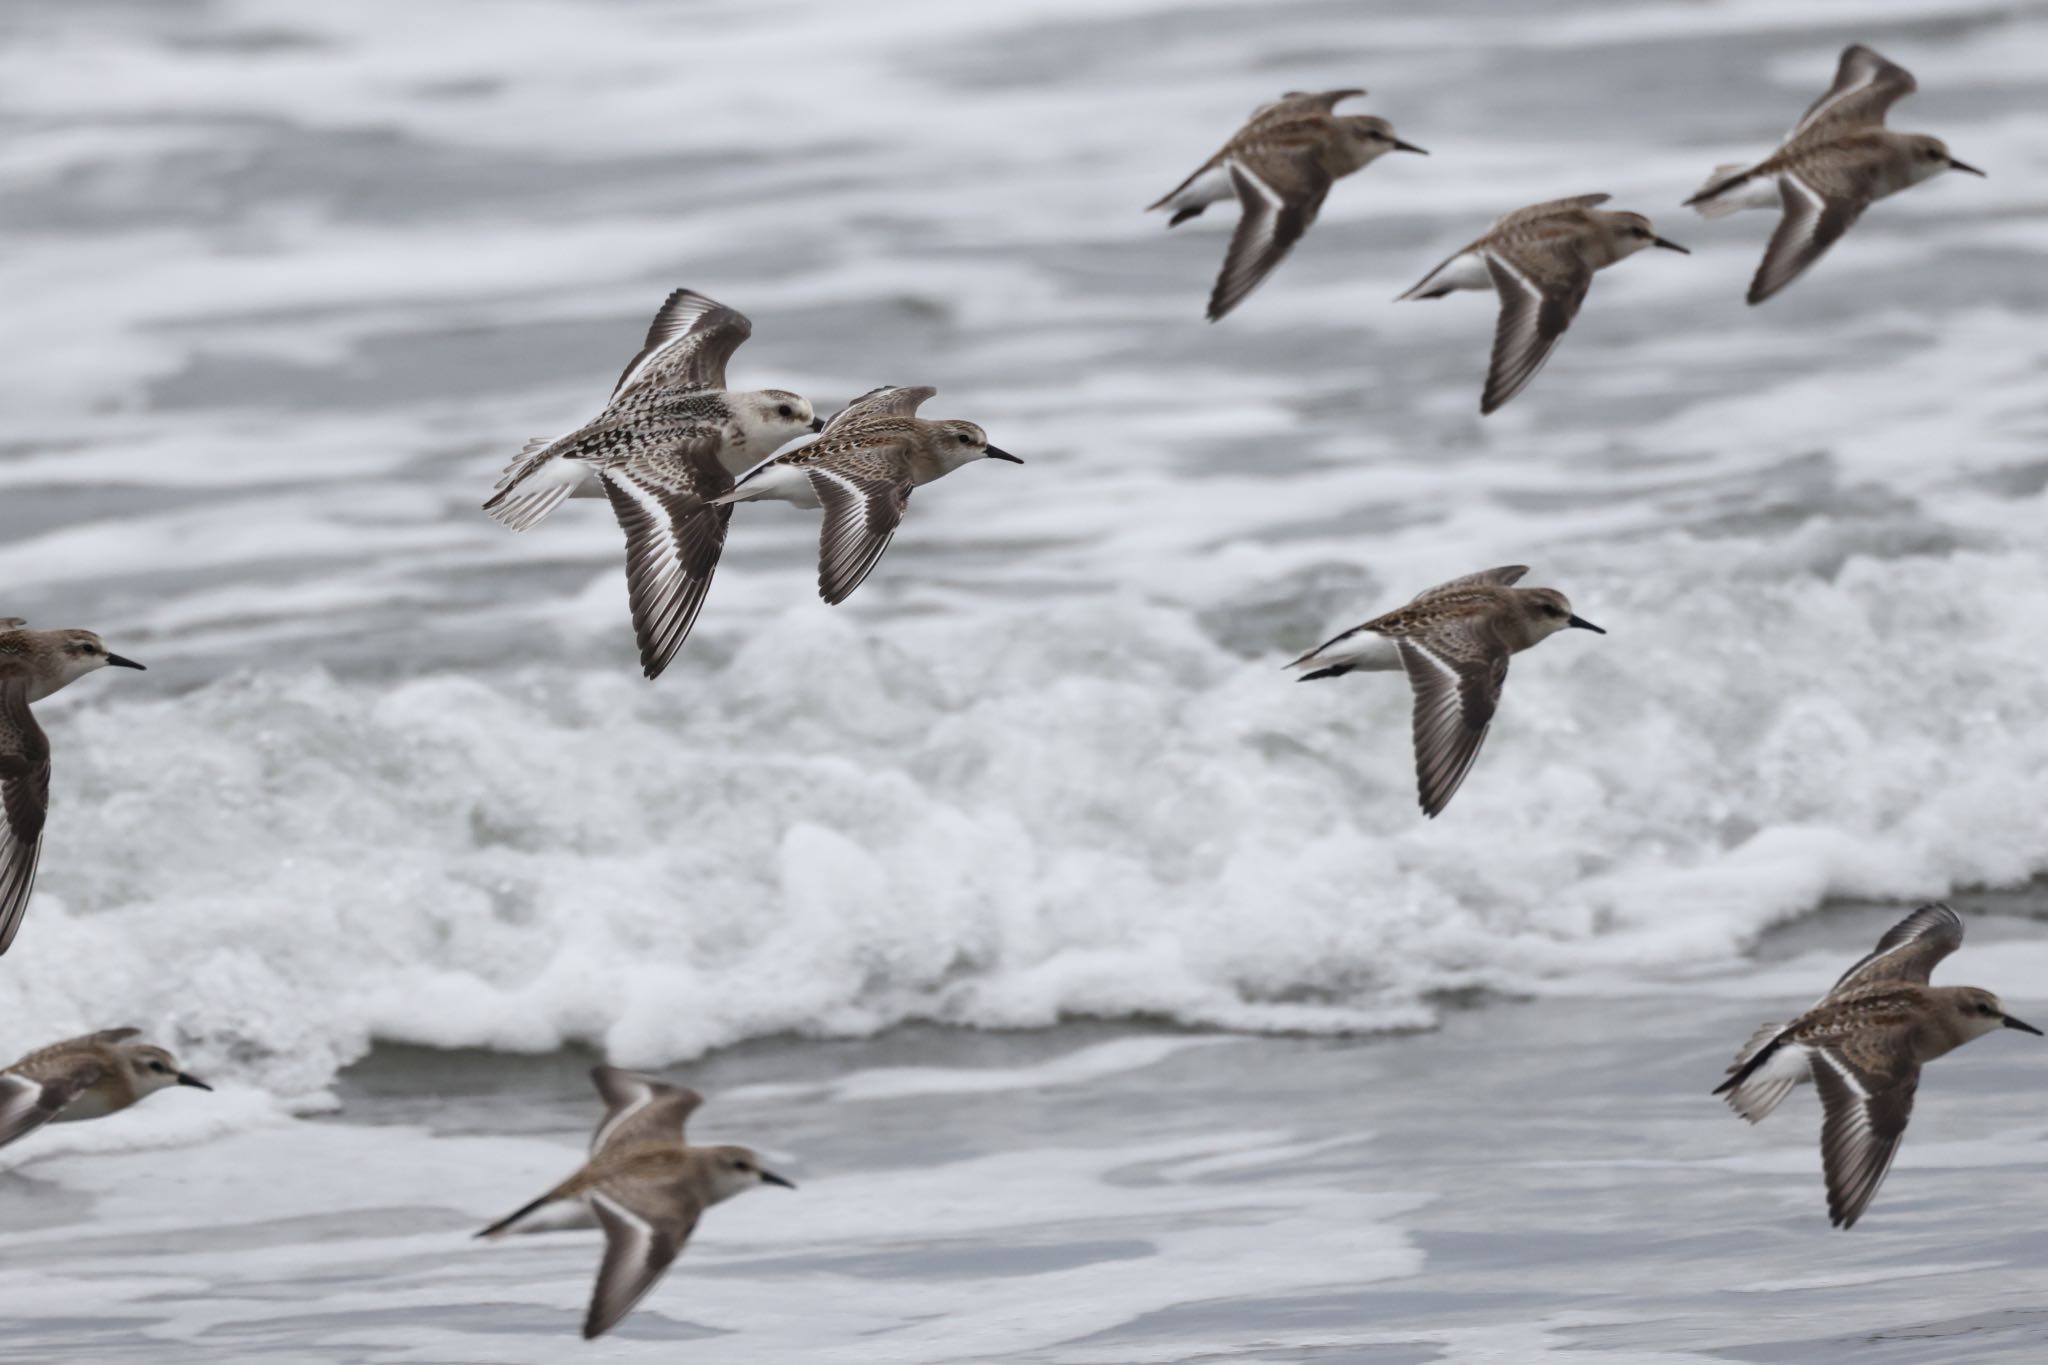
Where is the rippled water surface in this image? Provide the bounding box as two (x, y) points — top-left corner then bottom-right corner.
(2, 0), (2047, 1358)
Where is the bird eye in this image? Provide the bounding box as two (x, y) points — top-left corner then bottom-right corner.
(150, 1061), (167, 1072)
(957, 433), (973, 445)
(777, 404), (793, 418)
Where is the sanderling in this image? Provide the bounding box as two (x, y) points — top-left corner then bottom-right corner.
(475, 1066), (794, 1341)
(481, 289), (821, 679)
(0, 622), (146, 955)
(1717, 903), (2039, 1228)
(713, 385), (1022, 606)
(1397, 194), (1687, 414)
(1287, 566), (1603, 817)
(1150, 88), (1426, 321)
(0, 1028), (210, 1151)
(1685, 45), (1983, 305)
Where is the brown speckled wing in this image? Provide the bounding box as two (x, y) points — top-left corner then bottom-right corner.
(1480, 238), (1594, 414)
(1392, 615), (1511, 817)
(809, 468), (913, 606)
(1207, 152), (1331, 321)
(825, 386), (938, 431)
(1828, 904), (1965, 997)
(1809, 1037), (1919, 1228)
(1412, 567), (1529, 601)
(1747, 159), (1873, 304)
(1493, 194), (1611, 233)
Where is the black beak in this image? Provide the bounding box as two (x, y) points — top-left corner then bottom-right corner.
(808, 417), (825, 432)
(1566, 615), (1606, 634)
(759, 1169), (797, 1189)
(1391, 139), (1428, 155)
(105, 653), (146, 670)
(1653, 236), (1690, 254)
(2002, 1014), (2043, 1036)
(983, 446), (1024, 464)
(177, 1072), (213, 1090)
(1947, 157), (1986, 177)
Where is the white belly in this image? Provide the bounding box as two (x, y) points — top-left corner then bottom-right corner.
(1175, 165), (1234, 210)
(732, 462), (820, 508)
(1722, 178), (1784, 213)
(1433, 253), (1494, 293)
(1300, 631), (1402, 673)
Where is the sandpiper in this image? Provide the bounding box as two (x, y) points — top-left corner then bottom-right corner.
(481, 290), (821, 679)
(1150, 89), (1426, 321)
(1287, 567), (1603, 816)
(0, 1028), (210, 1151)
(476, 1067), (794, 1341)
(713, 385), (1022, 606)
(0, 621), (145, 955)
(1685, 45), (1984, 304)
(1717, 903), (2040, 1228)
(1397, 194), (1688, 414)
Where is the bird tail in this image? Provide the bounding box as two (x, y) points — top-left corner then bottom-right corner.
(1713, 1022), (1804, 1123)
(1684, 162), (1757, 218)
(475, 1185), (578, 1239)
(482, 482), (572, 531)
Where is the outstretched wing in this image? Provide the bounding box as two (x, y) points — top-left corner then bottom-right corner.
(598, 429), (736, 680)
(1480, 246), (1592, 414)
(612, 289), (753, 398)
(825, 386), (938, 430)
(1827, 903), (1964, 997)
(1809, 1035), (1919, 1229)
(1394, 617), (1511, 817)
(1789, 45), (1916, 141)
(1493, 193), (1611, 232)
(583, 1187), (696, 1339)
(1207, 154), (1331, 322)
(809, 468), (913, 606)
(0, 675), (51, 956)
(1745, 164), (1870, 305)
(1247, 88), (1365, 123)
(0, 1056), (109, 1149)
(1411, 567), (1530, 600)
(589, 1067), (705, 1156)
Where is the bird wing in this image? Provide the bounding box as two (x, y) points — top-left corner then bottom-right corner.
(1411, 566), (1530, 600)
(1789, 44), (1917, 141)
(825, 386), (939, 430)
(1246, 88), (1365, 123)
(1745, 162), (1872, 305)
(0, 676), (51, 957)
(1809, 1032), (1919, 1229)
(597, 428), (736, 680)
(809, 466), (914, 607)
(1826, 903), (1965, 997)
(1480, 244), (1592, 414)
(611, 289), (754, 398)
(1492, 193), (1611, 232)
(0, 1056), (108, 1148)
(1206, 152), (1332, 322)
(583, 1184), (697, 1340)
(1392, 616), (1511, 817)
(0, 1072), (68, 1149)
(589, 1067), (705, 1156)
